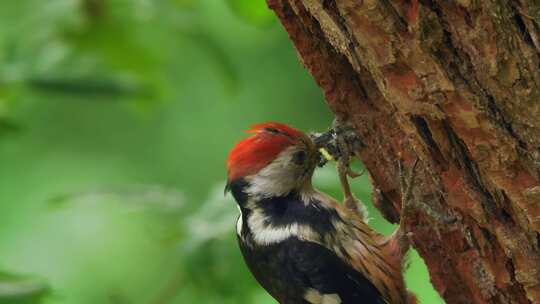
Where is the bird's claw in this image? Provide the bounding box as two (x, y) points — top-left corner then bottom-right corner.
(331, 119), (368, 218)
(398, 158), (419, 220)
(310, 119), (368, 217)
(346, 167), (365, 178)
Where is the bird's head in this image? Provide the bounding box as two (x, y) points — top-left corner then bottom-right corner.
(226, 122), (319, 199)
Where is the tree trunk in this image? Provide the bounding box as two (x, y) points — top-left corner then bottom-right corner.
(266, 1), (540, 303)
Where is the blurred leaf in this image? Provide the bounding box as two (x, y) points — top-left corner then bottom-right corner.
(0, 118), (22, 136)
(0, 0), (81, 84)
(225, 0), (275, 26)
(82, 0), (106, 21)
(0, 271), (50, 304)
(182, 182), (237, 251)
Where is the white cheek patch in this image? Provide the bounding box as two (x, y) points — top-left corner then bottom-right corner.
(236, 205), (243, 236)
(304, 288), (342, 304)
(246, 146), (303, 198)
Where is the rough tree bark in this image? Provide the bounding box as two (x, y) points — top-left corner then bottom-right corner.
(266, 1), (540, 303)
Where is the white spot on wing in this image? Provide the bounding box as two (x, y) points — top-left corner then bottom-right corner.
(322, 294), (342, 304)
(304, 288), (341, 304)
(304, 289), (321, 303)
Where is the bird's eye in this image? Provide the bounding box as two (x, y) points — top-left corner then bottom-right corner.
(292, 151), (306, 165)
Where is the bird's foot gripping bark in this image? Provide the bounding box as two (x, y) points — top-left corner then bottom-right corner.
(395, 158), (419, 251)
(338, 159), (368, 219)
(311, 119), (367, 218)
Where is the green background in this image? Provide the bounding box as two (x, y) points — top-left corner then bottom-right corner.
(0, 0), (443, 303)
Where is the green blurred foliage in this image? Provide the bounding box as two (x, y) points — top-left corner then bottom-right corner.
(0, 271), (50, 304)
(225, 0), (275, 26)
(0, 0), (443, 303)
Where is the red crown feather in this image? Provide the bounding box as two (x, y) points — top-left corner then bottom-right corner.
(226, 122), (304, 182)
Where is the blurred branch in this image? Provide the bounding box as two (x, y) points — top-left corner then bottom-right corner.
(178, 28), (239, 93)
(47, 184), (185, 212)
(27, 76), (148, 99)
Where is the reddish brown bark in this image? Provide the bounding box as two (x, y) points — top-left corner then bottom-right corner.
(266, 1), (540, 303)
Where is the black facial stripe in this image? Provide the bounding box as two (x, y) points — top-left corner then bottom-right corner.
(292, 150), (306, 165)
(227, 178), (249, 206)
(264, 127), (280, 134)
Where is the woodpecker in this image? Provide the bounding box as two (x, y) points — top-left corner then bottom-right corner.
(226, 122), (417, 304)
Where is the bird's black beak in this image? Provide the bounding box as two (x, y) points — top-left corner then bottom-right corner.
(311, 130), (335, 149)
(309, 120), (365, 168)
(309, 130), (336, 168)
